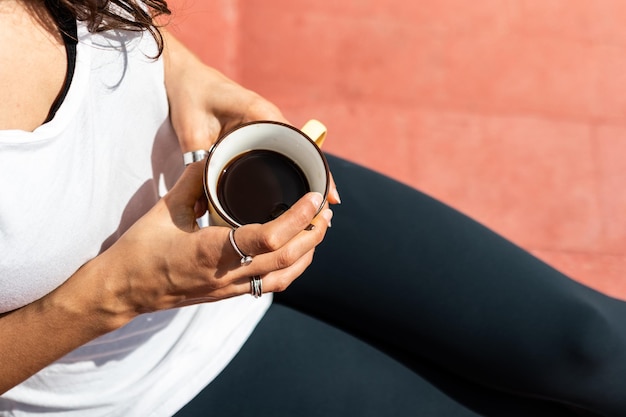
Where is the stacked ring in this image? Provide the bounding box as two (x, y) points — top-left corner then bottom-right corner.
(250, 276), (263, 298)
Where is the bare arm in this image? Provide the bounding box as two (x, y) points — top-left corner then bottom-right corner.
(0, 18), (333, 394)
(161, 31), (341, 204)
(0, 1), (123, 393)
(162, 30), (286, 152)
(0, 161), (331, 394)
(0, 260), (121, 393)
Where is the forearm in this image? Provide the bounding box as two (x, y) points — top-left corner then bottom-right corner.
(162, 30), (202, 91)
(0, 258), (130, 394)
(161, 30), (285, 152)
(161, 30), (234, 113)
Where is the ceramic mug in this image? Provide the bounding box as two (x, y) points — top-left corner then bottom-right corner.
(203, 119), (329, 227)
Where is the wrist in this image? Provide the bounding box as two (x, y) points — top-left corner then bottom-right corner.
(44, 254), (137, 337)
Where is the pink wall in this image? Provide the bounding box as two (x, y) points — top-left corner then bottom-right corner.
(167, 0), (626, 299)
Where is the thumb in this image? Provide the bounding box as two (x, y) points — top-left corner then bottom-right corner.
(165, 160), (207, 208)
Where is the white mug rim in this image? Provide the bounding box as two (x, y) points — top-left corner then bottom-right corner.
(203, 120), (330, 227)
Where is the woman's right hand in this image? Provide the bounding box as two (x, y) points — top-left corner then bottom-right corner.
(90, 160), (333, 325)
(0, 155), (332, 395)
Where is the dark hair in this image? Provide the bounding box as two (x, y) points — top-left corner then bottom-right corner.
(55, 0), (171, 56)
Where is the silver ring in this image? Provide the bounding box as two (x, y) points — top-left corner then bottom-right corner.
(250, 275), (263, 298)
(229, 228), (253, 266)
(183, 150), (209, 166)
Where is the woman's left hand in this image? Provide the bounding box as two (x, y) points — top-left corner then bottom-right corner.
(162, 31), (341, 205)
(162, 31), (285, 152)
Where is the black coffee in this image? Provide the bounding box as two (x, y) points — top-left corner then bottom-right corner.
(218, 149), (310, 224)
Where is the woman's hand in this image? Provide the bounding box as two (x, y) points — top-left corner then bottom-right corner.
(0, 144), (332, 395)
(162, 31), (341, 205)
(94, 161), (333, 321)
(0, 31), (337, 394)
(163, 31), (285, 153)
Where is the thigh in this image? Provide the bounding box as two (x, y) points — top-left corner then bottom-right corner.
(174, 304), (574, 417)
(275, 154), (626, 413)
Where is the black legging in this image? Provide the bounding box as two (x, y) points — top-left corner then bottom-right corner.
(175, 155), (626, 417)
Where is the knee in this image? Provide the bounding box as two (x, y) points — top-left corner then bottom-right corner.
(563, 302), (622, 369)
(558, 299), (625, 400)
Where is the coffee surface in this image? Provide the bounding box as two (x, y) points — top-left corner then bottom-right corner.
(218, 150), (310, 224)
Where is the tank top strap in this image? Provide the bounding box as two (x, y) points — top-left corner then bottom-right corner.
(43, 0), (78, 123)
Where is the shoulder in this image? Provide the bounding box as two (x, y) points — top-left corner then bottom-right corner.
(0, 0), (67, 131)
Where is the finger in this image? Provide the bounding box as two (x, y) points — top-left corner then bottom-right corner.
(327, 171), (341, 205)
(264, 249), (315, 293)
(188, 207), (331, 303)
(241, 95), (287, 124)
(194, 197), (208, 219)
(248, 208), (332, 274)
(176, 112), (219, 153)
(187, 115), (225, 153)
(223, 207), (331, 281)
(164, 160), (207, 208)
(230, 248), (316, 297)
(232, 192), (324, 257)
(176, 247), (316, 305)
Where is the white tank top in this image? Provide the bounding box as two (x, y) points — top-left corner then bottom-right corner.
(0, 23), (270, 416)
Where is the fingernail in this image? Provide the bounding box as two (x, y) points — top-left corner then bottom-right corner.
(331, 188), (342, 204)
(310, 192), (323, 208)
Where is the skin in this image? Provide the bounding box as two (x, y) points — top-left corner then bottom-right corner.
(0, 0), (338, 394)
(0, 0), (66, 131)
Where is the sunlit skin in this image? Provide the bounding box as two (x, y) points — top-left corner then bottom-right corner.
(0, 0), (338, 394)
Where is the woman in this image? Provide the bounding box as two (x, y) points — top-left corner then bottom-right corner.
(0, 1), (624, 416)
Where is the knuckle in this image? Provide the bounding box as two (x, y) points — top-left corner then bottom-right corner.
(312, 225), (326, 244)
(272, 276), (291, 293)
(294, 208), (314, 226)
(273, 248), (297, 270)
(259, 231), (282, 252)
(248, 96), (282, 119)
(302, 251), (315, 269)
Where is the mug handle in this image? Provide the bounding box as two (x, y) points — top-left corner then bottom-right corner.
(301, 119), (327, 148)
